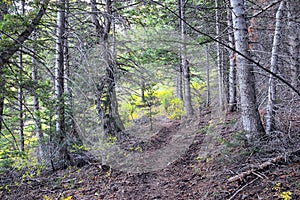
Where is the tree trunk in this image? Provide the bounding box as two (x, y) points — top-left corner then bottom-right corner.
(205, 44), (211, 107)
(0, 59), (4, 135)
(55, 0), (69, 167)
(64, 0), (74, 131)
(176, 0), (183, 101)
(0, 4), (5, 134)
(18, 0), (26, 153)
(227, 5), (237, 112)
(215, 0), (224, 111)
(176, 62), (183, 101)
(231, 0), (265, 141)
(55, 0), (65, 135)
(266, 1), (285, 135)
(180, 0), (193, 117)
(287, 0), (300, 89)
(32, 31), (44, 164)
(91, 0), (124, 136)
(18, 52), (25, 152)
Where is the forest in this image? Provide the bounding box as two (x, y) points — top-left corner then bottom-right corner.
(0, 0), (299, 199)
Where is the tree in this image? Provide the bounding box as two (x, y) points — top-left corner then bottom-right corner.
(179, 0), (193, 117)
(230, 0), (265, 141)
(215, 0), (224, 111)
(32, 30), (44, 164)
(265, 1), (285, 135)
(287, 0), (300, 89)
(54, 0), (70, 167)
(18, 0), (26, 153)
(176, 0), (183, 101)
(0, 1), (8, 140)
(0, 0), (50, 148)
(64, 0), (74, 131)
(91, 0), (124, 137)
(227, 3), (237, 112)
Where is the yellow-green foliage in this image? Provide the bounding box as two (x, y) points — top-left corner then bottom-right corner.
(154, 87), (173, 113)
(191, 81), (207, 107)
(119, 94), (142, 126)
(281, 191), (292, 200)
(273, 182), (293, 200)
(119, 86), (187, 122)
(168, 98), (185, 119)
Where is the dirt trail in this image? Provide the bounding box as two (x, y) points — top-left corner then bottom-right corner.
(1, 111), (299, 200)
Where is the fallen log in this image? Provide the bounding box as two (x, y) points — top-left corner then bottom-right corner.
(228, 155), (283, 183)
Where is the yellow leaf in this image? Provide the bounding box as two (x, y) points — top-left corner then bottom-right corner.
(63, 196), (73, 200)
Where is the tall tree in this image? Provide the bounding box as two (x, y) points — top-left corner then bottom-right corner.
(215, 0), (224, 111)
(0, 1), (8, 140)
(231, 0), (265, 141)
(287, 0), (300, 89)
(227, 3), (237, 112)
(205, 44), (211, 107)
(32, 30), (44, 164)
(91, 0), (124, 136)
(265, 1), (285, 135)
(18, 0), (26, 153)
(179, 0), (193, 116)
(64, 0), (74, 131)
(54, 0), (70, 166)
(176, 0), (183, 101)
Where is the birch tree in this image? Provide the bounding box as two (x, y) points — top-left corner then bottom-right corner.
(231, 0), (265, 140)
(227, 4), (237, 112)
(265, 1), (285, 135)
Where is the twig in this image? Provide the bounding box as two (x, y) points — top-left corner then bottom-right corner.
(228, 177), (259, 200)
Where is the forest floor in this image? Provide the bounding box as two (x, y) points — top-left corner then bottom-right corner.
(1, 110), (300, 200)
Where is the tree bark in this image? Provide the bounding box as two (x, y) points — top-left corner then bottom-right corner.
(180, 0), (193, 117)
(64, 0), (74, 131)
(32, 31), (44, 164)
(0, 59), (4, 135)
(18, 51), (25, 152)
(18, 0), (26, 153)
(231, 0), (265, 141)
(227, 5), (237, 112)
(176, 0), (183, 101)
(205, 44), (211, 107)
(215, 0), (224, 111)
(55, 0), (70, 167)
(266, 1), (285, 135)
(287, 0), (300, 89)
(91, 0), (124, 136)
